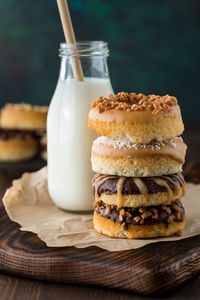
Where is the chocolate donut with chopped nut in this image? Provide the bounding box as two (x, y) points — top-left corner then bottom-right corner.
(92, 173), (186, 238)
(93, 205), (185, 239)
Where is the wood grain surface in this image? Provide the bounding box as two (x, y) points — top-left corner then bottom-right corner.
(0, 163), (200, 296)
(0, 273), (200, 300)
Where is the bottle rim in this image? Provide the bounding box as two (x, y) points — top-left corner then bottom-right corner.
(59, 41), (109, 58)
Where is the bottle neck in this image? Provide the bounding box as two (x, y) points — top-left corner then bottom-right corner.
(59, 56), (110, 80)
(58, 41), (110, 81)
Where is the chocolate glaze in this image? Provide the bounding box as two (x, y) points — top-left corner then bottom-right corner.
(34, 130), (46, 138)
(0, 129), (35, 140)
(0, 129), (46, 141)
(92, 173), (184, 196)
(41, 144), (47, 152)
(95, 200), (184, 227)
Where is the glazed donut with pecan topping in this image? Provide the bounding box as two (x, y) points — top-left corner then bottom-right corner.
(88, 92), (184, 143)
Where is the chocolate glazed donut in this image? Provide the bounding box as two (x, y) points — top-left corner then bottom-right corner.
(92, 173), (185, 208)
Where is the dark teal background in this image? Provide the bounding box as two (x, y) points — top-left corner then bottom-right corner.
(0, 0), (200, 121)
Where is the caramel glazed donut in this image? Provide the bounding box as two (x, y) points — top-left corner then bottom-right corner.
(88, 92), (184, 143)
(91, 136), (187, 177)
(0, 103), (48, 130)
(92, 173), (186, 238)
(0, 103), (48, 161)
(0, 130), (38, 162)
(40, 134), (47, 161)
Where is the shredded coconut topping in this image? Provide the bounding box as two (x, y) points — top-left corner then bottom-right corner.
(92, 92), (178, 115)
(93, 136), (182, 151)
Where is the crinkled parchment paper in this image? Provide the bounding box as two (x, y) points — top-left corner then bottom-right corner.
(2, 167), (200, 251)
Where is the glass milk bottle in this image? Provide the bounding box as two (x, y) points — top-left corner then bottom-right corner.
(47, 41), (113, 211)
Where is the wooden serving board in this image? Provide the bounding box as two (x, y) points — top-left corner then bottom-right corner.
(0, 161), (200, 296)
(0, 200), (200, 296)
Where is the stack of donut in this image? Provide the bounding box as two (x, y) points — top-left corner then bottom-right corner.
(88, 92), (187, 239)
(0, 103), (48, 162)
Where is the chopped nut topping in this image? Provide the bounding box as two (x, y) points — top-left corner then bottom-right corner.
(93, 200), (102, 208)
(172, 204), (180, 213)
(161, 205), (171, 215)
(151, 208), (158, 219)
(139, 208), (146, 214)
(105, 205), (111, 216)
(92, 92), (178, 114)
(141, 211), (152, 219)
(94, 200), (183, 227)
(134, 216), (141, 223)
(167, 216), (174, 224)
(125, 211), (132, 218)
(175, 212), (181, 220)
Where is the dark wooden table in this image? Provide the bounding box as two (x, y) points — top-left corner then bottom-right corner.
(0, 122), (200, 300)
(0, 273), (199, 300)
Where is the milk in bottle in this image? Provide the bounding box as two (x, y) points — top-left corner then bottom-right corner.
(47, 42), (113, 211)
